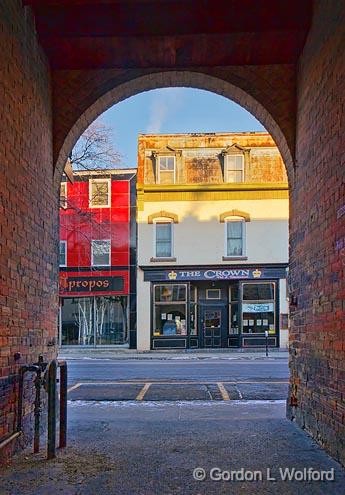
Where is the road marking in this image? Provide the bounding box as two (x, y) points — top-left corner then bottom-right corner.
(67, 383), (82, 393)
(235, 385), (243, 400)
(68, 380), (288, 385)
(217, 382), (230, 401)
(136, 383), (151, 401)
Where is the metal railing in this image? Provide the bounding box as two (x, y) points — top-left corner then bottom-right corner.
(0, 356), (68, 460)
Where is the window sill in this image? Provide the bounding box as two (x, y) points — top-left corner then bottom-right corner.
(222, 256), (248, 261)
(150, 257), (176, 262)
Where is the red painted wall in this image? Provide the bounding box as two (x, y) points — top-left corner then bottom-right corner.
(59, 174), (132, 297)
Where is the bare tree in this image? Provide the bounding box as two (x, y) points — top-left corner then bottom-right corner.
(70, 120), (122, 170)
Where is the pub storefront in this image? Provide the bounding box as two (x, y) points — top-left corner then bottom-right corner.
(142, 265), (288, 349)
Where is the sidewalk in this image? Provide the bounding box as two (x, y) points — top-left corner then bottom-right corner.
(58, 347), (289, 361)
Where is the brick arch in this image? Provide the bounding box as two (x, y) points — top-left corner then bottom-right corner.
(148, 211), (179, 224)
(220, 210), (251, 223)
(53, 70), (295, 188)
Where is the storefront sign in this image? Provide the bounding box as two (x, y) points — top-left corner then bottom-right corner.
(143, 266), (287, 282)
(242, 303), (274, 313)
(60, 276), (124, 293)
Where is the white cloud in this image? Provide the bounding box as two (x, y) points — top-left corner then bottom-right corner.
(146, 88), (185, 134)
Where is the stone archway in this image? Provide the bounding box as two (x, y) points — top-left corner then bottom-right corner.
(53, 69), (295, 187)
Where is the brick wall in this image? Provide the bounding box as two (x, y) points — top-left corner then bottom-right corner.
(288, 0), (345, 466)
(0, 1), (57, 461)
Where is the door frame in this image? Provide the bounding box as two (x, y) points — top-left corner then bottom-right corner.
(199, 303), (227, 348)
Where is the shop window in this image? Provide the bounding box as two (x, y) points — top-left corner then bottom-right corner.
(91, 240), (111, 266)
(158, 156), (176, 184)
(153, 284), (187, 336)
(60, 296), (128, 346)
(241, 282), (275, 335)
(225, 218), (245, 257)
(155, 221), (173, 258)
(225, 155), (244, 182)
(89, 179), (111, 207)
(59, 240), (67, 266)
(206, 289), (221, 300)
(60, 182), (67, 209)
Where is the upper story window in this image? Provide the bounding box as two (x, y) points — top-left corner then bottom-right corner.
(59, 241), (67, 266)
(225, 155), (244, 183)
(225, 218), (245, 257)
(60, 182), (67, 209)
(158, 156), (176, 184)
(91, 240), (111, 266)
(89, 179), (111, 208)
(155, 221), (173, 258)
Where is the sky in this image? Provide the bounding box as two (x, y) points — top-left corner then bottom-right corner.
(98, 88), (266, 168)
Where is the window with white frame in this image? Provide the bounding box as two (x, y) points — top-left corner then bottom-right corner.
(89, 179), (111, 207)
(60, 182), (67, 209)
(155, 221), (173, 258)
(91, 240), (111, 266)
(225, 155), (244, 183)
(225, 218), (245, 256)
(158, 156), (176, 184)
(59, 241), (67, 266)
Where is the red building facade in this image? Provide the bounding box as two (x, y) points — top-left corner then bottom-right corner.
(59, 169), (137, 348)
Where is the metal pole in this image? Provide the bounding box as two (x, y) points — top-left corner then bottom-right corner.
(47, 360), (57, 460)
(58, 361), (67, 449)
(265, 330), (269, 357)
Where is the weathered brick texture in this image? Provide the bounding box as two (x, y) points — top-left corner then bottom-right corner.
(287, 0), (345, 466)
(0, 0), (57, 461)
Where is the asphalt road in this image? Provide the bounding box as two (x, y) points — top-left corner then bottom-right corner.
(67, 358), (289, 384)
(66, 357), (289, 402)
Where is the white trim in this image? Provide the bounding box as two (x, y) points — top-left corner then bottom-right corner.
(60, 182), (67, 209)
(153, 218), (174, 259)
(59, 240), (67, 267)
(224, 217), (246, 257)
(206, 289), (221, 300)
(91, 239), (111, 266)
(157, 156), (176, 184)
(225, 154), (244, 183)
(89, 178), (111, 208)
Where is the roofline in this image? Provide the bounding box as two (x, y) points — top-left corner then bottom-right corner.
(138, 131), (271, 137)
(71, 167), (137, 176)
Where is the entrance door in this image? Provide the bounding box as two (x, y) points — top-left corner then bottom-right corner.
(201, 307), (222, 348)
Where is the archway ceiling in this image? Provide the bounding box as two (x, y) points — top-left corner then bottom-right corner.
(24, 0), (312, 70)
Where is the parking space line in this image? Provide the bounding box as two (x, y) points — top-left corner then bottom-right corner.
(67, 383), (82, 393)
(136, 383), (151, 401)
(235, 385), (243, 400)
(217, 382), (230, 401)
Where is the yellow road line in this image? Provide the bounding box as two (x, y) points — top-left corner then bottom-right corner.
(136, 383), (151, 401)
(67, 382), (82, 393)
(217, 382), (230, 401)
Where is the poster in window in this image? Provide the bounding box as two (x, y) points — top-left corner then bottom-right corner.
(161, 313), (167, 320)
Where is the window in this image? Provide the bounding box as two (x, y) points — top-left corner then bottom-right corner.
(158, 156), (176, 184)
(229, 284), (239, 334)
(59, 241), (67, 266)
(225, 218), (245, 257)
(91, 240), (111, 266)
(226, 155), (244, 182)
(60, 182), (67, 209)
(155, 221), (173, 258)
(153, 284), (187, 336)
(206, 289), (221, 300)
(242, 282), (276, 335)
(89, 179), (110, 207)
(190, 285), (198, 335)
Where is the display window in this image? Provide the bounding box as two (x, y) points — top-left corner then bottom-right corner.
(60, 296), (128, 346)
(241, 282), (276, 335)
(153, 284), (187, 336)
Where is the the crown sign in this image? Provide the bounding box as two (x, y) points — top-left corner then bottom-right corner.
(168, 270), (177, 280)
(253, 269), (262, 278)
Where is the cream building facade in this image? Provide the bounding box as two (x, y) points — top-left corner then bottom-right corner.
(137, 132), (289, 351)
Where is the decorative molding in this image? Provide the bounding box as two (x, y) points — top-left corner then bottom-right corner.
(219, 210), (251, 222)
(148, 211), (179, 224)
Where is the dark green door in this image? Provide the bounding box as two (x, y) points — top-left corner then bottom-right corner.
(201, 307), (222, 347)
